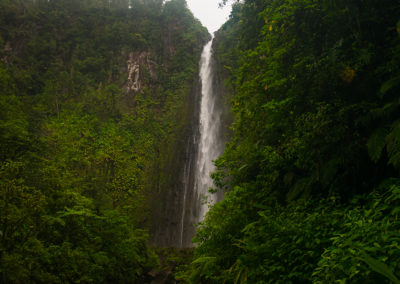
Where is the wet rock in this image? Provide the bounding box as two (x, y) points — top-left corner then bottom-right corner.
(126, 51), (157, 93)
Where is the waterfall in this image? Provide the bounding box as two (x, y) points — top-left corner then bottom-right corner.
(150, 37), (226, 248)
(193, 38), (224, 222)
(175, 37), (226, 247)
(177, 37), (225, 247)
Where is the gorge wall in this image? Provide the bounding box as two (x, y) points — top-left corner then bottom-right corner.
(150, 37), (230, 248)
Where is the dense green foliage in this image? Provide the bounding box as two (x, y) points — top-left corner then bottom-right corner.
(0, 0), (208, 282)
(184, 0), (400, 282)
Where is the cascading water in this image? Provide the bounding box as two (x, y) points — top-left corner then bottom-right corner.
(176, 37), (226, 247)
(150, 37), (227, 248)
(193, 38), (224, 222)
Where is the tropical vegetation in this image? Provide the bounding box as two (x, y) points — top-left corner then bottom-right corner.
(182, 0), (400, 282)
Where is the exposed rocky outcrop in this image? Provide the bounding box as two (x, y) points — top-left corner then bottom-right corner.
(1, 41), (12, 64)
(126, 51), (157, 93)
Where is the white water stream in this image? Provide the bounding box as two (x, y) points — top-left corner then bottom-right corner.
(159, 38), (225, 248)
(193, 38), (224, 222)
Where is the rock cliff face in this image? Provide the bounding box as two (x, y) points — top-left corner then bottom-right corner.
(149, 73), (202, 248)
(126, 51), (157, 93)
(1, 42), (12, 63)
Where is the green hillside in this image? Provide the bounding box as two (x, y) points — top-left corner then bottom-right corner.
(0, 0), (207, 282)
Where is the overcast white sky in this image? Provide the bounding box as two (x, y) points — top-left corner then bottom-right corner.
(186, 0), (232, 33)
